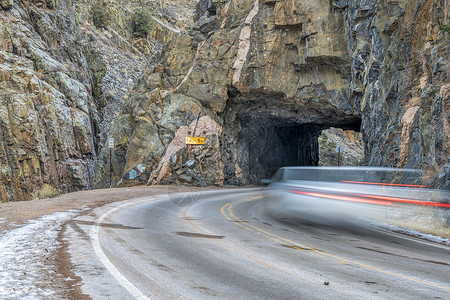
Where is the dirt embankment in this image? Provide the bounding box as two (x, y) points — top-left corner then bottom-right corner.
(0, 185), (212, 232)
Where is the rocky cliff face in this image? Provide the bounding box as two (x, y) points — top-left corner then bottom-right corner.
(103, 0), (449, 188)
(0, 0), (107, 201)
(2, 0), (448, 199)
(344, 0), (449, 183)
(0, 0), (195, 201)
(104, 0), (361, 187)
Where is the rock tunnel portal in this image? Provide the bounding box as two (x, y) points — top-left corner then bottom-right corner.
(220, 90), (361, 185)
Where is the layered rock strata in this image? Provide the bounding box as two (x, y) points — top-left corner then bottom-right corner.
(103, 0), (449, 188)
(0, 0), (108, 201)
(2, 0), (448, 198)
(345, 0), (449, 184)
(102, 0), (362, 187)
(0, 0), (196, 201)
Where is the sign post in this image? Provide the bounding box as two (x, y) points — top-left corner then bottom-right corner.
(108, 137), (114, 188)
(335, 146), (343, 166)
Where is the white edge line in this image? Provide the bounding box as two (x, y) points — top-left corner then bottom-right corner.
(91, 200), (152, 300)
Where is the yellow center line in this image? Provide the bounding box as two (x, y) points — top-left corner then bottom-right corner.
(243, 195), (268, 202)
(221, 200), (450, 291)
(183, 205), (205, 232)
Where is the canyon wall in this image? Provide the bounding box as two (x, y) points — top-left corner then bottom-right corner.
(344, 0), (449, 182)
(1, 0), (448, 199)
(0, 0), (194, 201)
(103, 0), (448, 188)
(0, 0), (106, 201)
(103, 0), (360, 187)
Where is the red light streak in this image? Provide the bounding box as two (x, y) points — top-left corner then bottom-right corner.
(289, 190), (393, 206)
(340, 180), (427, 188)
(288, 190), (450, 208)
(358, 194), (450, 208)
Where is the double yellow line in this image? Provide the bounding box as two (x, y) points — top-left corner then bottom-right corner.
(221, 202), (317, 251)
(221, 199), (450, 291)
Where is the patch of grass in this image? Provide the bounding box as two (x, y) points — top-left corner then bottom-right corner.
(440, 17), (450, 33)
(31, 184), (61, 200)
(440, 24), (450, 33)
(91, 2), (109, 28)
(213, 0), (228, 7)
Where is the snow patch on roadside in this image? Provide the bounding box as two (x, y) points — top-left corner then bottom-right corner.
(0, 209), (86, 299)
(369, 219), (450, 246)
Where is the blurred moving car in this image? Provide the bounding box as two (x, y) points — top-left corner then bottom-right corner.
(263, 167), (450, 224)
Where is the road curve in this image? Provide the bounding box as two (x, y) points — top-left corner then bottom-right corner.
(66, 189), (450, 299)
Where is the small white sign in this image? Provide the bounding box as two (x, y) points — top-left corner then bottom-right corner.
(108, 137), (114, 148)
(335, 146), (343, 153)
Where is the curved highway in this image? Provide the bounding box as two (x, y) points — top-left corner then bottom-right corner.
(66, 189), (450, 299)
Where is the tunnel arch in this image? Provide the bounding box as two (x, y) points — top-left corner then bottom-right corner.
(220, 88), (361, 185)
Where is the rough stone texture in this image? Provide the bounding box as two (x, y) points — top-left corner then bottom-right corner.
(74, 0), (196, 54)
(3, 0), (448, 196)
(439, 156), (450, 189)
(102, 0), (449, 188)
(0, 0), (106, 201)
(0, 0), (13, 10)
(0, 0), (196, 201)
(345, 0), (449, 186)
(101, 0), (363, 187)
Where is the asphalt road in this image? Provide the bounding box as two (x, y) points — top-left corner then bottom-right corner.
(66, 189), (450, 299)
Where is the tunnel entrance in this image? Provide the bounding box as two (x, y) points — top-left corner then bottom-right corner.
(220, 88), (362, 185)
(240, 121), (323, 184)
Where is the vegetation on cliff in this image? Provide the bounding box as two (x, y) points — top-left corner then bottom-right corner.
(131, 10), (152, 37)
(91, 1), (109, 28)
(440, 17), (450, 33)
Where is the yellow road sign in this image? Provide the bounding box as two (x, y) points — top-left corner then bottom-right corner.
(185, 137), (205, 145)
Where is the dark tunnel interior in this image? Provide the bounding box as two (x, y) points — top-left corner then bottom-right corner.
(239, 121), (324, 184)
